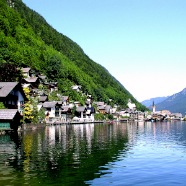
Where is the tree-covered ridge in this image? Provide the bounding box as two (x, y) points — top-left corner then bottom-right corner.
(0, 0), (147, 111)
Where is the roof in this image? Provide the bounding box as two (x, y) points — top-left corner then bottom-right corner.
(61, 96), (69, 101)
(39, 96), (48, 102)
(57, 101), (62, 105)
(0, 109), (18, 120)
(43, 101), (57, 108)
(76, 106), (86, 112)
(38, 75), (46, 80)
(105, 105), (111, 113)
(172, 113), (182, 117)
(98, 105), (105, 110)
(22, 83), (32, 88)
(74, 101), (80, 104)
(21, 68), (31, 73)
(0, 82), (18, 97)
(96, 102), (105, 106)
(24, 77), (38, 83)
(71, 85), (81, 90)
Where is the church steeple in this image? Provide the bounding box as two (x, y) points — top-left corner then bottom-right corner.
(152, 101), (156, 113)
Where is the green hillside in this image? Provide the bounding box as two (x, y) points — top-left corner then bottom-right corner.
(0, 0), (146, 111)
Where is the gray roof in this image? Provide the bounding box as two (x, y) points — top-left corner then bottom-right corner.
(43, 101), (57, 108)
(38, 75), (46, 79)
(61, 96), (69, 101)
(22, 83), (32, 88)
(0, 109), (18, 120)
(39, 96), (48, 102)
(105, 105), (111, 113)
(98, 105), (105, 110)
(21, 68), (31, 73)
(0, 82), (18, 97)
(76, 106), (86, 112)
(71, 85), (81, 89)
(96, 102), (105, 106)
(24, 77), (38, 83)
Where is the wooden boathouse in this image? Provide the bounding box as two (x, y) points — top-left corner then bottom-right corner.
(0, 109), (22, 131)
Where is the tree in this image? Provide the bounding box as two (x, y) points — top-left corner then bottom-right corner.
(0, 102), (6, 109)
(22, 87), (46, 124)
(22, 87), (34, 123)
(107, 114), (114, 120)
(0, 62), (23, 82)
(94, 113), (105, 121)
(45, 55), (61, 81)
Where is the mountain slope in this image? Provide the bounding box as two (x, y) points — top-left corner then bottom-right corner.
(141, 96), (169, 107)
(0, 0), (146, 111)
(155, 88), (186, 115)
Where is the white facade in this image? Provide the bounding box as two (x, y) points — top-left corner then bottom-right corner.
(45, 107), (56, 118)
(127, 102), (136, 110)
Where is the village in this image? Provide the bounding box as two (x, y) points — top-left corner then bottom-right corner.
(0, 67), (185, 131)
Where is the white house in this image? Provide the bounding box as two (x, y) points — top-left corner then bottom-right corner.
(42, 101), (63, 122)
(127, 99), (136, 111)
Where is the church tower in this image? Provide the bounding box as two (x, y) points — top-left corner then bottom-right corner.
(152, 101), (156, 113)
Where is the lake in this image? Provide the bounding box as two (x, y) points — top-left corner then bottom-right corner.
(1, 121), (186, 185)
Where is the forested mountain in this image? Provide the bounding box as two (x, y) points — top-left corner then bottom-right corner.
(0, 0), (146, 111)
(155, 88), (186, 115)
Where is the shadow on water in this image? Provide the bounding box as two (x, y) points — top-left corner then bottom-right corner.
(0, 123), (130, 186)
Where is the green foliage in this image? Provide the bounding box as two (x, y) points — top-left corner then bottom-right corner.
(0, 102), (6, 109)
(121, 116), (129, 118)
(22, 87), (45, 124)
(30, 97), (45, 124)
(94, 113), (105, 121)
(0, 0), (147, 112)
(0, 62), (23, 82)
(48, 91), (60, 101)
(22, 87), (34, 123)
(37, 108), (46, 123)
(107, 114), (114, 120)
(71, 105), (76, 118)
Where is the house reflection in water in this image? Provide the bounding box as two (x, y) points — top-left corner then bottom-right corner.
(45, 124), (95, 156)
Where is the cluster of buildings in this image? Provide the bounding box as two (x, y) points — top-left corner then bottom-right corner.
(145, 101), (184, 122)
(0, 67), (184, 131)
(0, 67), (124, 130)
(0, 67), (143, 130)
(0, 68), (94, 130)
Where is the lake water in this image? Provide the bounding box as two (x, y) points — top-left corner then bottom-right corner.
(1, 121), (186, 185)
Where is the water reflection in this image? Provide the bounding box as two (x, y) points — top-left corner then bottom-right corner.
(2, 122), (186, 185)
(0, 123), (128, 186)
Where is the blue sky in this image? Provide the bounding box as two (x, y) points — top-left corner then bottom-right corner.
(22, 0), (186, 101)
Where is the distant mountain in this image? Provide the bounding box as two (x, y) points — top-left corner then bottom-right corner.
(155, 88), (186, 115)
(141, 97), (169, 108)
